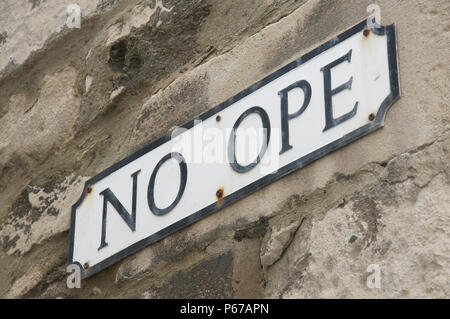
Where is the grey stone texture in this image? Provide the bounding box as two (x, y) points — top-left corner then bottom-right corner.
(0, 0), (448, 298)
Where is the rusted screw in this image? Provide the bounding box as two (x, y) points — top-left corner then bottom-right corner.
(363, 29), (370, 37)
(216, 188), (224, 199)
(216, 115), (221, 122)
(87, 186), (92, 194)
(83, 262), (89, 270)
(368, 113), (376, 121)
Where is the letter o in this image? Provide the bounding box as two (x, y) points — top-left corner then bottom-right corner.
(148, 152), (187, 216)
(228, 106), (271, 173)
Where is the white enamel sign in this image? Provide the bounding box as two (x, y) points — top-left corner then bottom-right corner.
(69, 20), (400, 278)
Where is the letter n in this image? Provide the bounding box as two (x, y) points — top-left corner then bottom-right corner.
(98, 170), (140, 250)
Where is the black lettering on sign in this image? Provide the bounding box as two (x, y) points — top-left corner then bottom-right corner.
(321, 49), (358, 132)
(278, 80), (312, 154)
(98, 170), (140, 250)
(147, 152), (188, 216)
(228, 106), (271, 173)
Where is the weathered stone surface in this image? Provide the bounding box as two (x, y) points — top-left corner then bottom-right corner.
(233, 238), (264, 298)
(5, 265), (44, 299)
(0, 67), (80, 166)
(145, 251), (234, 298)
(263, 132), (450, 298)
(105, 1), (174, 46)
(260, 219), (302, 267)
(280, 171), (449, 298)
(0, 174), (88, 256)
(0, 0), (108, 77)
(0, 0), (449, 299)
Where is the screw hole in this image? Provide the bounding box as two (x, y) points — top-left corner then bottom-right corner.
(216, 188), (224, 199)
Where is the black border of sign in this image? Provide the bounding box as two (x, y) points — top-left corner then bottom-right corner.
(68, 18), (400, 279)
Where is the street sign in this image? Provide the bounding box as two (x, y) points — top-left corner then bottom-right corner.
(69, 19), (400, 278)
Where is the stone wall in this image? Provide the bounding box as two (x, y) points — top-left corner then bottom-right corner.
(0, 0), (448, 298)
